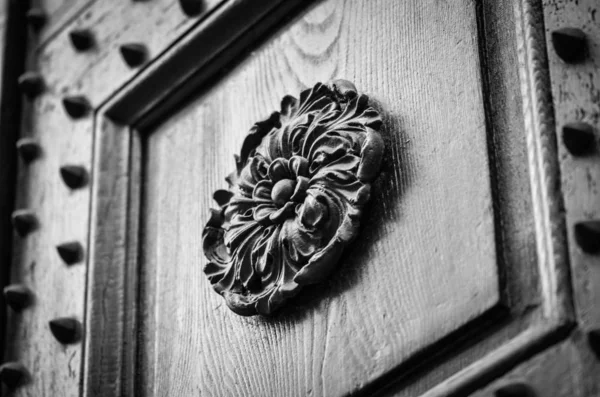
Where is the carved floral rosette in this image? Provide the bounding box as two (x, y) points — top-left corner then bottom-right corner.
(202, 79), (384, 316)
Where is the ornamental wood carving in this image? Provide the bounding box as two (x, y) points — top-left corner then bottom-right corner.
(202, 80), (384, 316)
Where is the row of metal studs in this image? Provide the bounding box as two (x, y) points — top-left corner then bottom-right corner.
(551, 26), (600, 367)
(0, 0), (204, 389)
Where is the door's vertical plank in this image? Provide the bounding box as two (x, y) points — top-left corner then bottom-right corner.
(0, 0), (28, 368)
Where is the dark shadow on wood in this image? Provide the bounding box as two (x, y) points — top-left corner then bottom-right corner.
(0, 0), (29, 364)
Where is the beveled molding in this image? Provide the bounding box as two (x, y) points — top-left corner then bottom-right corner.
(84, 0), (574, 397)
(421, 0), (574, 395)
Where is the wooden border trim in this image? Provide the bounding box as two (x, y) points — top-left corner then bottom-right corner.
(106, 0), (308, 124)
(515, 0), (573, 322)
(421, 323), (573, 397)
(0, 0), (28, 362)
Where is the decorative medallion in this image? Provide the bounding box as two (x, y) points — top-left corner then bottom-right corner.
(202, 79), (384, 316)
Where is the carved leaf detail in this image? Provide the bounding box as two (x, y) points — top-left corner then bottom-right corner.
(202, 79), (385, 316)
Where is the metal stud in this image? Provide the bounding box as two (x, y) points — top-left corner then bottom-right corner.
(26, 8), (47, 31)
(16, 138), (41, 163)
(11, 210), (38, 237)
(0, 362), (28, 388)
(56, 241), (84, 265)
(574, 220), (600, 254)
(119, 43), (147, 67)
(179, 0), (203, 16)
(588, 329), (600, 360)
(18, 72), (44, 98)
(62, 96), (90, 119)
(3, 284), (34, 311)
(494, 382), (535, 397)
(49, 317), (81, 344)
(563, 122), (595, 156)
(60, 165), (88, 189)
(552, 28), (587, 63)
(69, 29), (94, 51)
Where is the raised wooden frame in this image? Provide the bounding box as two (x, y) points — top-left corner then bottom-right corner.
(85, 0), (574, 396)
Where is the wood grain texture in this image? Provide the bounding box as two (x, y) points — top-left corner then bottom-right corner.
(140, 1), (500, 395)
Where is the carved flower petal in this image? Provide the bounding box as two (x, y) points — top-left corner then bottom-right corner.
(293, 209), (360, 285)
(267, 158), (291, 182)
(357, 129), (385, 182)
(290, 176), (309, 202)
(280, 95), (299, 118)
(289, 155), (309, 177)
(202, 226), (229, 267)
(253, 179), (273, 200)
(281, 218), (322, 263)
(308, 134), (353, 168)
(213, 265), (237, 293)
(249, 155), (270, 181)
(269, 201), (296, 223)
(311, 154), (361, 182)
(226, 196), (271, 222)
(298, 195), (329, 229)
(253, 204), (277, 225)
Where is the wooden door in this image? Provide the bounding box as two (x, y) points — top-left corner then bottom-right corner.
(3, 0), (600, 396)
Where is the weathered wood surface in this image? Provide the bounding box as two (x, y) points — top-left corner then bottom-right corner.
(544, 0), (600, 333)
(33, 0), (95, 47)
(38, 0), (223, 108)
(140, 1), (501, 395)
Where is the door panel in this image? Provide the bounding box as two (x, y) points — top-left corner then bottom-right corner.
(86, 0), (572, 396)
(140, 1), (499, 395)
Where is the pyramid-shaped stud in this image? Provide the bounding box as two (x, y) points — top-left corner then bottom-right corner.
(62, 96), (90, 119)
(119, 43), (147, 67)
(3, 284), (34, 311)
(494, 382), (535, 397)
(69, 29), (94, 51)
(563, 122), (595, 156)
(574, 220), (600, 254)
(56, 241), (84, 265)
(26, 8), (47, 31)
(552, 28), (587, 63)
(179, 0), (203, 16)
(11, 210), (38, 237)
(49, 317), (81, 344)
(16, 138), (41, 163)
(60, 165), (88, 189)
(0, 362), (28, 388)
(18, 72), (44, 98)
(588, 329), (600, 360)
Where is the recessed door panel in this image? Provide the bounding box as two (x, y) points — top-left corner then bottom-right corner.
(139, 1), (499, 395)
